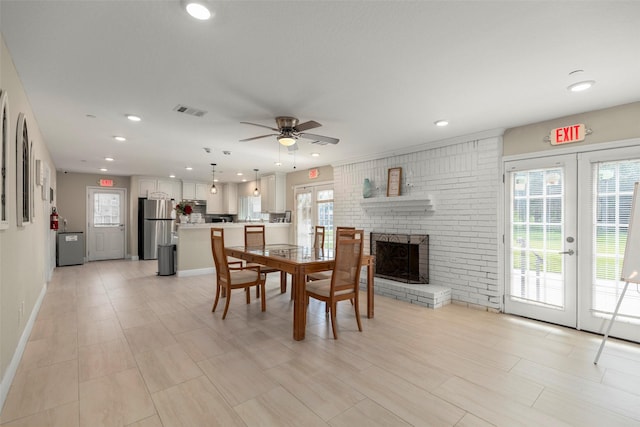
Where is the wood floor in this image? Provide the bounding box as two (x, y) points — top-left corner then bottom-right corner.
(2, 260), (640, 426)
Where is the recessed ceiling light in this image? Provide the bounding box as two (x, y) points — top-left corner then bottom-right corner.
(126, 114), (141, 122)
(567, 80), (595, 92)
(434, 120), (449, 127)
(213, 179), (219, 183)
(275, 162), (282, 166)
(104, 157), (114, 162)
(113, 136), (126, 142)
(185, 166), (193, 171)
(100, 168), (108, 172)
(311, 152), (320, 157)
(169, 174), (176, 178)
(242, 179), (247, 182)
(184, 1), (212, 20)
(236, 172), (243, 176)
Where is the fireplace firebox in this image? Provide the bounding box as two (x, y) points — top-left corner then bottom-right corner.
(371, 233), (429, 284)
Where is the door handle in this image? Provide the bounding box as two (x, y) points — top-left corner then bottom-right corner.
(559, 249), (575, 255)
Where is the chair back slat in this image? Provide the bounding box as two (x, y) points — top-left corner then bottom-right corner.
(314, 226), (325, 249)
(211, 228), (230, 284)
(331, 229), (364, 294)
(244, 224), (266, 247)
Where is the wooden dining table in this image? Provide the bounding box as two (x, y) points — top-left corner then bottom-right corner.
(225, 244), (375, 341)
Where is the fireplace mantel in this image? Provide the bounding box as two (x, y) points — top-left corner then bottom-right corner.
(360, 195), (434, 213)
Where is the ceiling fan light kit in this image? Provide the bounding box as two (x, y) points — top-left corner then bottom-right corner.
(278, 135), (297, 146)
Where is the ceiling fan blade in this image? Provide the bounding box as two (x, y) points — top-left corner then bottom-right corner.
(240, 121), (279, 132)
(294, 120), (322, 132)
(299, 132), (339, 144)
(239, 134), (278, 142)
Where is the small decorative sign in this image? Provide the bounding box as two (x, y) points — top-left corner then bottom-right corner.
(550, 124), (586, 145)
(99, 179), (114, 187)
(387, 167), (402, 197)
(308, 168), (319, 179)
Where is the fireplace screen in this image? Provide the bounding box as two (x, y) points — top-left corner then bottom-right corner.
(371, 233), (429, 284)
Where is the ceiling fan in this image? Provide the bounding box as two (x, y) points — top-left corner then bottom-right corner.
(240, 116), (339, 150)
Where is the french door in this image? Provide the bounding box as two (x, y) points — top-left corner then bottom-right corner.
(294, 183), (333, 247)
(87, 187), (126, 261)
(505, 146), (640, 342)
(504, 154), (578, 327)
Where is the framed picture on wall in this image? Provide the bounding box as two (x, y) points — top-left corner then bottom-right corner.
(387, 167), (402, 197)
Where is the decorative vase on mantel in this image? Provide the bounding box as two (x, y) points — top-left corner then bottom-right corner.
(362, 178), (373, 198)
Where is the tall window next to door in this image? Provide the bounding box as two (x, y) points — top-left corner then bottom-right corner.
(592, 160), (640, 324)
(0, 90), (8, 229)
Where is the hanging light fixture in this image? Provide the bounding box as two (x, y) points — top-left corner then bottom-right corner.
(210, 163), (218, 194)
(253, 169), (260, 196)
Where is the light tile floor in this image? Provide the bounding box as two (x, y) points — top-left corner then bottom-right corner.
(2, 259), (640, 426)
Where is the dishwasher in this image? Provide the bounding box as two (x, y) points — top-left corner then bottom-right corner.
(57, 232), (85, 266)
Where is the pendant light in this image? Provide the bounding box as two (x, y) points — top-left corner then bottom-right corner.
(253, 169), (260, 196)
(210, 163), (218, 194)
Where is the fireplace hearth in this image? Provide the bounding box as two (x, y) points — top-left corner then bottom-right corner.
(371, 233), (429, 284)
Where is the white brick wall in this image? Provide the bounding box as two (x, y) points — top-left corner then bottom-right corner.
(334, 136), (502, 310)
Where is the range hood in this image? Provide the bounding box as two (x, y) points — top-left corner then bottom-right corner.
(184, 199), (206, 206)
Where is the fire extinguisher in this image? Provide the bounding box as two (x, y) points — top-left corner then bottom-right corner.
(50, 207), (59, 230)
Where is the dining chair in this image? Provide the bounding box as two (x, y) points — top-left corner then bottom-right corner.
(305, 228), (364, 339)
(307, 226), (355, 281)
(211, 228), (266, 319)
(244, 224), (285, 296)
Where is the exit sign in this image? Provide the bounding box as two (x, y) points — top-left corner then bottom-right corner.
(550, 124), (586, 145)
(308, 168), (319, 179)
(99, 179), (114, 187)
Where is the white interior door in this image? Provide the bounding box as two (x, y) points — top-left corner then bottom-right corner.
(87, 187), (125, 261)
(578, 146), (640, 342)
(504, 154), (578, 327)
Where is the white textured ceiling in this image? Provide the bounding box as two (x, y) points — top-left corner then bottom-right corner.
(1, 1), (639, 183)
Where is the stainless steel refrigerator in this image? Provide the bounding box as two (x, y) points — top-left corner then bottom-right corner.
(139, 198), (174, 260)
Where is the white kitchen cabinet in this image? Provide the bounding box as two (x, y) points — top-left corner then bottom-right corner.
(195, 183), (209, 200)
(182, 181), (195, 200)
(260, 172), (286, 213)
(223, 183), (238, 214)
(206, 184), (224, 214)
(138, 177), (181, 199)
(157, 179), (181, 200)
(138, 178), (157, 198)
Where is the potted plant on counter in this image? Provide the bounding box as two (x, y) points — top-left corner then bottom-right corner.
(175, 202), (193, 224)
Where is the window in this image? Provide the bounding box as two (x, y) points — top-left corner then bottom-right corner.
(294, 183), (334, 247)
(93, 192), (121, 226)
(16, 113), (30, 226)
(0, 90), (8, 229)
(238, 196), (268, 221)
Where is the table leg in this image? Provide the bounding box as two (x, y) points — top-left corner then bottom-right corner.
(293, 270), (306, 341)
(367, 262), (374, 318)
(280, 271), (287, 293)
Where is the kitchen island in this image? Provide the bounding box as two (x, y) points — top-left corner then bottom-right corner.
(175, 222), (291, 276)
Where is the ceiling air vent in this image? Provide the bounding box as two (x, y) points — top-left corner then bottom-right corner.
(173, 104), (207, 117)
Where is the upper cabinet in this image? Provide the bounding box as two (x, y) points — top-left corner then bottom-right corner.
(182, 181), (209, 200)
(206, 184), (224, 214)
(223, 183), (238, 214)
(260, 172), (286, 213)
(137, 177), (181, 200)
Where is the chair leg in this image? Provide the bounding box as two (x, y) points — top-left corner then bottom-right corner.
(354, 295), (363, 332)
(325, 301), (329, 313)
(222, 287), (232, 319)
(212, 284), (221, 312)
(260, 283), (266, 312)
(256, 285), (260, 298)
(330, 301), (338, 339)
(245, 287), (251, 304)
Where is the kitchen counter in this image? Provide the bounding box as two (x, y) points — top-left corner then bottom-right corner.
(176, 222), (291, 276)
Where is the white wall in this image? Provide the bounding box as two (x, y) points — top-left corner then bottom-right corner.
(333, 136), (502, 310)
(0, 35), (57, 409)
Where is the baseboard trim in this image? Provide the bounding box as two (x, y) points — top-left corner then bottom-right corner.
(177, 267), (214, 277)
(0, 282), (47, 415)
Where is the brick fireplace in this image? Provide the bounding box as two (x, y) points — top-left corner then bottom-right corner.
(370, 232), (429, 284)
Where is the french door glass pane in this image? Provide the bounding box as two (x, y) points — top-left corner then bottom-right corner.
(592, 160), (640, 322)
(93, 193), (120, 226)
(296, 192), (312, 247)
(510, 168), (564, 308)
